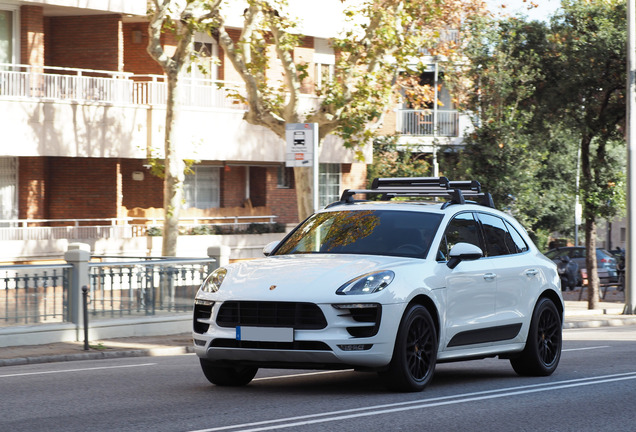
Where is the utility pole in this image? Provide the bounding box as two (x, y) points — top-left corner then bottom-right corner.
(625, 0), (636, 314)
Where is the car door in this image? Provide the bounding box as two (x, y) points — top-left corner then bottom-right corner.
(476, 212), (540, 341)
(436, 212), (497, 350)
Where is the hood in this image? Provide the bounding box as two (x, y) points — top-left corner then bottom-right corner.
(213, 254), (416, 302)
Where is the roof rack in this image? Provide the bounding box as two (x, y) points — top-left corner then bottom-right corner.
(335, 177), (495, 209)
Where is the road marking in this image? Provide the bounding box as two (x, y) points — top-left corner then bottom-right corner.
(563, 345), (610, 352)
(188, 371), (636, 432)
(0, 363), (156, 378)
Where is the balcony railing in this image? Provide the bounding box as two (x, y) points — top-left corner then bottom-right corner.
(0, 216), (278, 242)
(0, 63), (246, 110)
(396, 109), (460, 137)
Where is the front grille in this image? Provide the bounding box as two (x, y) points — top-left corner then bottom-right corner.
(216, 301), (327, 330)
(210, 339), (331, 351)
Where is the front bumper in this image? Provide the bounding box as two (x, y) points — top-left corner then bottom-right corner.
(192, 300), (404, 369)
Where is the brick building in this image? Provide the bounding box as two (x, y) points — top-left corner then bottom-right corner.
(0, 0), (368, 254)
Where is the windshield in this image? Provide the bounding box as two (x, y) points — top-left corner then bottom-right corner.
(274, 209), (443, 259)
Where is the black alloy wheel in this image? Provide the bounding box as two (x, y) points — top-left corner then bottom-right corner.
(510, 297), (562, 376)
(380, 304), (438, 392)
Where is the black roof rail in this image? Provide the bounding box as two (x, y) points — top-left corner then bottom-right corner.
(337, 177), (495, 209)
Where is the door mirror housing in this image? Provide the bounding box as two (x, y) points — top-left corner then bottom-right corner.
(447, 242), (484, 269)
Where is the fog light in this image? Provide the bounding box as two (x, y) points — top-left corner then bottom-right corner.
(337, 344), (372, 351)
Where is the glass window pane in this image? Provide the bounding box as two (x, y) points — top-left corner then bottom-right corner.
(183, 166), (220, 209)
(479, 213), (511, 257)
(0, 11), (13, 64)
(438, 212), (481, 261)
(319, 163), (340, 208)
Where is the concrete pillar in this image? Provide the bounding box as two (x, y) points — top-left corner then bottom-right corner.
(207, 245), (231, 271)
(64, 244), (91, 331)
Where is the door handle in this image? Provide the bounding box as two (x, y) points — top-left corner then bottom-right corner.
(525, 269), (539, 277)
(483, 273), (497, 281)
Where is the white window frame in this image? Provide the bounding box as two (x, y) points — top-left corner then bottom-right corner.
(191, 33), (218, 82)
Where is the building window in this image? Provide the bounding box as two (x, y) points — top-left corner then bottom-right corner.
(0, 157), (17, 220)
(277, 165), (293, 188)
(319, 164), (341, 208)
(183, 166), (220, 209)
(314, 63), (334, 90)
(0, 8), (17, 65)
(192, 36), (218, 81)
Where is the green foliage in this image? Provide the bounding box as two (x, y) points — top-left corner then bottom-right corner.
(367, 136), (431, 186)
(541, 0), (627, 224)
(147, 223), (285, 236)
(453, 1), (626, 243)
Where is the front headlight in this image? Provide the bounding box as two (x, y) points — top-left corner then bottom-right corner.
(200, 267), (227, 293)
(336, 270), (395, 295)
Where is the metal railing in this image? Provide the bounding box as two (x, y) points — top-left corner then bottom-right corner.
(87, 258), (214, 319)
(0, 257), (215, 327)
(0, 216), (278, 241)
(0, 264), (71, 325)
(396, 109), (460, 137)
(0, 63), (246, 110)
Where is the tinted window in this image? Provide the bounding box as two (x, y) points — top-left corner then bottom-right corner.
(570, 248), (585, 258)
(478, 213), (511, 257)
(274, 209), (443, 259)
(437, 212), (481, 261)
(505, 220), (529, 253)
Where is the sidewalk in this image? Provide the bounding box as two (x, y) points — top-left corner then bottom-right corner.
(1, 287), (635, 368)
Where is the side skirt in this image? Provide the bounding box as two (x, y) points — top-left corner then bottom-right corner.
(447, 323), (522, 348)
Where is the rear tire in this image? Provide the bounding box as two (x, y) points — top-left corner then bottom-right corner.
(379, 304), (437, 392)
(199, 359), (258, 386)
(510, 298), (562, 376)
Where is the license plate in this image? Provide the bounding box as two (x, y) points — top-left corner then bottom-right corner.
(236, 326), (294, 342)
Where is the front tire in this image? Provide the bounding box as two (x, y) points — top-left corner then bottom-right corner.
(510, 298), (562, 376)
(199, 359), (258, 386)
(379, 304), (437, 392)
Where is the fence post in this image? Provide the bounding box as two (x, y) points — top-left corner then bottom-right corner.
(64, 243), (91, 340)
(207, 245), (230, 271)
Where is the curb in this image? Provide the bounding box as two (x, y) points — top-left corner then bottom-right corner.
(0, 346), (195, 367)
(563, 317), (636, 329)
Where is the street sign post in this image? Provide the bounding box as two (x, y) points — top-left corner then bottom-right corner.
(285, 123), (320, 212)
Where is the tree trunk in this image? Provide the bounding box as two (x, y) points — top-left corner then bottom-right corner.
(162, 73), (185, 257)
(584, 216), (600, 310)
(293, 166), (314, 221)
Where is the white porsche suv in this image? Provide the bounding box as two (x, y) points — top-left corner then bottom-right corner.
(193, 177), (563, 392)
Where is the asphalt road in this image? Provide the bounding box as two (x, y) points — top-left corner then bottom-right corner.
(2, 325), (636, 432)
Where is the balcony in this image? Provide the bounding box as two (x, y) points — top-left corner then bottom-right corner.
(0, 63), (246, 110)
(396, 109), (460, 137)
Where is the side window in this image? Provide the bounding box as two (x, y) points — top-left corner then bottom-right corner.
(478, 213), (511, 257)
(437, 213), (481, 261)
(504, 221), (529, 253)
(572, 248), (585, 259)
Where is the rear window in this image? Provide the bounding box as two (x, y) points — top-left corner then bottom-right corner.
(274, 209), (443, 259)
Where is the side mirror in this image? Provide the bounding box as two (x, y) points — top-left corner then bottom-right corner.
(263, 241), (280, 256)
(559, 255), (571, 263)
(447, 242), (484, 269)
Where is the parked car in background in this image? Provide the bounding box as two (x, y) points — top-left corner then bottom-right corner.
(544, 247), (618, 286)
